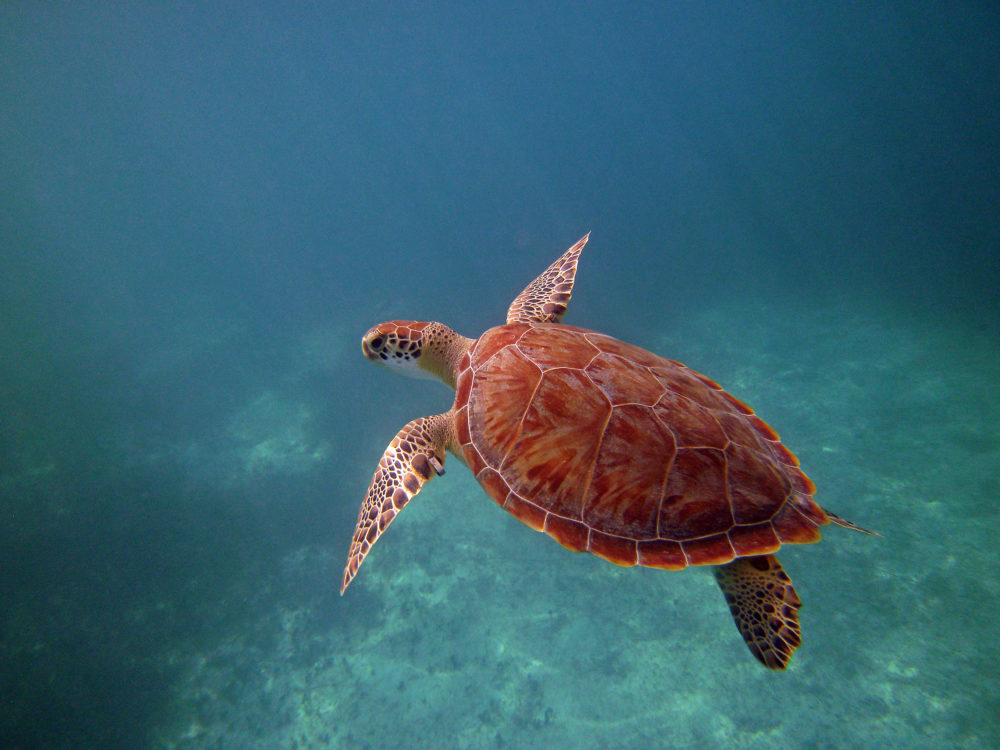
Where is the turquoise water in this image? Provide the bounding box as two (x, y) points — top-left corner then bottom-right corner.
(2, 4), (998, 749)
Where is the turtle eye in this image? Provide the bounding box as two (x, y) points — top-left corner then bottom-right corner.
(369, 335), (385, 351)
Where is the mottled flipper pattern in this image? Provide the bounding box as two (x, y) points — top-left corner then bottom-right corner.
(714, 555), (802, 670)
(506, 233), (589, 324)
(341, 413), (451, 593)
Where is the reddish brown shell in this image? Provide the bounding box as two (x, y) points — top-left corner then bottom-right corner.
(452, 323), (832, 569)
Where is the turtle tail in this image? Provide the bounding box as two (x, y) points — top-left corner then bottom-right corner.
(826, 510), (880, 536)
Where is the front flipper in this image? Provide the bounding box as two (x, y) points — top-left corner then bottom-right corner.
(506, 233), (589, 324)
(341, 412), (453, 593)
(714, 555), (802, 670)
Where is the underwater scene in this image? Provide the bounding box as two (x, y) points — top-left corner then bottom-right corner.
(2, 3), (998, 749)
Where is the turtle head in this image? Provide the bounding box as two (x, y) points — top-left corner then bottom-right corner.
(362, 321), (473, 388)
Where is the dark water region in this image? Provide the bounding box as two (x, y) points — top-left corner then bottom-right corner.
(2, 3), (998, 748)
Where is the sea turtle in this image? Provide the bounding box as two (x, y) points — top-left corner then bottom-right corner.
(342, 234), (874, 669)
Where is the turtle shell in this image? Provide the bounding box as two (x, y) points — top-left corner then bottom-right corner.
(452, 323), (832, 569)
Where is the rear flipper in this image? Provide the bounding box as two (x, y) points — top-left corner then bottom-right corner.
(714, 555), (802, 670)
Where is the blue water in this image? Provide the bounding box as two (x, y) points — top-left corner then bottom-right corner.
(2, 3), (998, 748)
